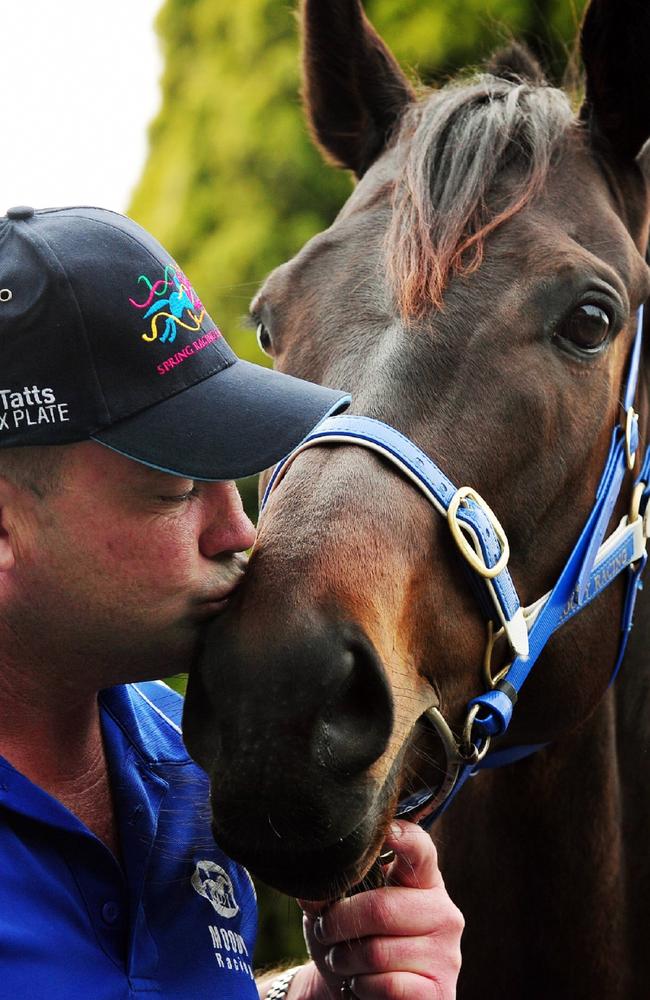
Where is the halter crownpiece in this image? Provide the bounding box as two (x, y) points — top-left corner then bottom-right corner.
(261, 306), (649, 825)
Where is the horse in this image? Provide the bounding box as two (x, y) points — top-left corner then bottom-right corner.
(183, 0), (650, 995)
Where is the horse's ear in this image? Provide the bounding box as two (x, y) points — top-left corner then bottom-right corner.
(580, 0), (650, 161)
(301, 0), (415, 178)
(485, 43), (546, 85)
(639, 141), (650, 184)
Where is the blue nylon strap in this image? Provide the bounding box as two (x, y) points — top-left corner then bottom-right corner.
(606, 447), (650, 688)
(478, 742), (548, 769)
(446, 524), (647, 815)
(637, 445), (650, 502)
(469, 306), (647, 738)
(623, 306), (645, 412)
(608, 553), (647, 688)
(469, 434), (636, 737)
(395, 766), (478, 827)
(575, 428), (628, 603)
(464, 511), (521, 629)
(471, 688), (516, 733)
(424, 765), (477, 824)
(562, 526), (642, 627)
(262, 413), (525, 642)
(261, 414), (458, 514)
(394, 790), (432, 818)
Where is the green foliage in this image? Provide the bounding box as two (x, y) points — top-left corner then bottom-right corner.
(130, 0), (350, 363)
(132, 0), (587, 973)
(162, 673), (187, 696)
(130, 0), (587, 364)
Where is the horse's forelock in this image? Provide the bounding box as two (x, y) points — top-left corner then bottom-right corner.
(385, 76), (574, 321)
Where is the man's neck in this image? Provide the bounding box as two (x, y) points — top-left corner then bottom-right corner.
(0, 663), (122, 859)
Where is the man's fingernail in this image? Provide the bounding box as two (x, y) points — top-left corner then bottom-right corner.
(389, 821), (403, 839)
(314, 917), (325, 942)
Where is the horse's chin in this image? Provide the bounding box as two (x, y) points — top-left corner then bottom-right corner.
(211, 811), (389, 900)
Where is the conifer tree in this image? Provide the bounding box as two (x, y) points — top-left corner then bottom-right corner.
(130, 0), (585, 362)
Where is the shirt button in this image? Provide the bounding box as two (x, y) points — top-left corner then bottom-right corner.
(101, 901), (121, 926)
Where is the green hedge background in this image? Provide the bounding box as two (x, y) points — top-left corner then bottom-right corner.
(136, 0), (588, 972)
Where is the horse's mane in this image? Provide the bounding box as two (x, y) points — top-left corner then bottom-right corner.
(386, 74), (574, 320)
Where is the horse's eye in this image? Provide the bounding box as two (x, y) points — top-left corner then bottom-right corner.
(557, 304), (611, 354)
(256, 321), (273, 356)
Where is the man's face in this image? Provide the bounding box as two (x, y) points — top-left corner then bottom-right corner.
(3, 442), (256, 691)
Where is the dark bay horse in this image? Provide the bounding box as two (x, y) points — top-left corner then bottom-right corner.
(184, 0), (650, 995)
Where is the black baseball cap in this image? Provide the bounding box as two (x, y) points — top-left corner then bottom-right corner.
(0, 205), (350, 480)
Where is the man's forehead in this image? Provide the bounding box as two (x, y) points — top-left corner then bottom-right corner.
(64, 441), (190, 491)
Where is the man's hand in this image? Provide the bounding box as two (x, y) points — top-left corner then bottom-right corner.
(289, 820), (463, 999)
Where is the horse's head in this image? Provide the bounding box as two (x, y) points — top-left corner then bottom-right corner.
(184, 0), (650, 898)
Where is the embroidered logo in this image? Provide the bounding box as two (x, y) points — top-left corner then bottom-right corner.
(129, 266), (206, 344)
(191, 860), (240, 919)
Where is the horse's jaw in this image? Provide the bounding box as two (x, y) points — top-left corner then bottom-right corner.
(209, 804), (391, 900)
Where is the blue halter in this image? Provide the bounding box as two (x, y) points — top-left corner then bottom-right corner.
(261, 306), (649, 826)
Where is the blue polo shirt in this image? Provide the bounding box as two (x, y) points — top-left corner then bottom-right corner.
(0, 681), (259, 999)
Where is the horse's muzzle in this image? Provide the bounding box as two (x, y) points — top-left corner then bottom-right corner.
(183, 604), (395, 890)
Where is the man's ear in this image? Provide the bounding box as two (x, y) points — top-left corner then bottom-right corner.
(0, 481), (19, 573)
(639, 141), (650, 185)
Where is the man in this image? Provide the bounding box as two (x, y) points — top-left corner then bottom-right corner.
(0, 205), (463, 999)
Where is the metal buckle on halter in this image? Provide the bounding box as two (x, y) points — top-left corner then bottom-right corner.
(629, 480), (647, 526)
(447, 486), (510, 579)
(625, 406), (639, 471)
(483, 620), (511, 688)
(628, 479), (650, 569)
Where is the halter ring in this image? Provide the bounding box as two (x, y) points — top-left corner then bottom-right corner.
(447, 486), (510, 579)
(460, 704), (491, 764)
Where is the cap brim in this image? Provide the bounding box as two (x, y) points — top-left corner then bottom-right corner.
(91, 360), (350, 480)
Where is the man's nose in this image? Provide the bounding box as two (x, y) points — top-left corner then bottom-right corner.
(199, 481), (257, 558)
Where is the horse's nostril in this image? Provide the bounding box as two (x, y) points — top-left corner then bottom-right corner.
(312, 636), (393, 776)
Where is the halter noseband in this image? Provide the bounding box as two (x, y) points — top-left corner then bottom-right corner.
(260, 306), (650, 826)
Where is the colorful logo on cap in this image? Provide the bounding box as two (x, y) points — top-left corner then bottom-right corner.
(129, 266), (206, 344)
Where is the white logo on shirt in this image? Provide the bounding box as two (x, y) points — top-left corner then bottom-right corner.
(191, 860), (240, 918)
